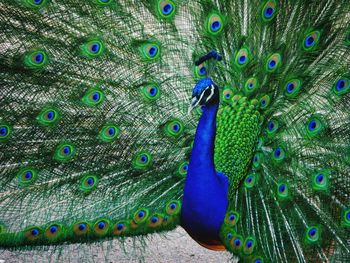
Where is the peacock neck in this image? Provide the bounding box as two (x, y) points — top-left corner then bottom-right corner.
(189, 102), (219, 172)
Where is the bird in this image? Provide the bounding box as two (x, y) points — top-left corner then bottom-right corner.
(0, 0), (349, 262)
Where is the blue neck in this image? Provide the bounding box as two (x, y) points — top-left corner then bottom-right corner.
(181, 102), (229, 244)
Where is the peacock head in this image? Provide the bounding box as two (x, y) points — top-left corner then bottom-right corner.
(188, 78), (219, 114)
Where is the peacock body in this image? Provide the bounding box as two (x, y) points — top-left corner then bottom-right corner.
(0, 0), (349, 262)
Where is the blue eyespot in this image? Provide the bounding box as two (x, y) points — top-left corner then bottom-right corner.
(31, 228), (39, 236)
(138, 211), (145, 218)
(35, 53), (44, 63)
(91, 43), (100, 54)
(162, 3), (173, 15)
(309, 120), (317, 131)
(50, 226), (58, 234)
(316, 174), (324, 183)
(261, 99), (266, 106)
(25, 171), (33, 180)
(287, 83), (295, 93)
(108, 127), (115, 136)
(246, 240), (253, 248)
(346, 211), (350, 221)
(87, 177), (94, 186)
(336, 79), (345, 91)
(182, 164), (188, 171)
(264, 7), (274, 18)
(238, 55), (246, 65)
(274, 148), (281, 158)
(305, 36), (315, 48)
(151, 217), (158, 223)
(172, 123), (180, 132)
(308, 227), (317, 237)
(248, 83), (253, 89)
(199, 66), (207, 75)
(46, 111), (55, 120)
(268, 60), (276, 69)
(268, 121), (275, 131)
(229, 214), (236, 221)
(0, 127), (8, 136)
(279, 184), (286, 193)
(63, 146), (71, 155)
(149, 87), (157, 96)
(117, 224), (124, 231)
(98, 222), (106, 229)
(234, 238), (241, 246)
(140, 155), (148, 163)
(246, 175), (253, 184)
(92, 92), (100, 101)
(148, 46), (158, 57)
(210, 21), (221, 32)
(78, 224), (86, 231)
(170, 203), (177, 210)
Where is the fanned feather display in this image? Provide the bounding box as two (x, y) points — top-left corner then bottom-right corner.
(0, 0), (349, 262)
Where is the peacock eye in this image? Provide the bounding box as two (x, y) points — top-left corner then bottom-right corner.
(164, 119), (184, 138)
(93, 219), (110, 236)
(158, 0), (176, 18)
(259, 95), (270, 109)
(207, 13), (224, 35)
(312, 170), (329, 191)
(24, 50), (48, 69)
(0, 125), (10, 141)
(37, 108), (59, 126)
(140, 43), (161, 60)
(24, 0), (48, 8)
(133, 208), (149, 224)
(261, 0), (277, 22)
(244, 77), (259, 95)
(25, 227), (42, 241)
(73, 222), (90, 236)
(132, 151), (152, 170)
(272, 146), (285, 163)
(80, 174), (98, 193)
(18, 168), (38, 187)
(305, 226), (320, 243)
(82, 88), (104, 106)
(142, 84), (160, 101)
(54, 143), (76, 162)
(333, 77), (349, 96)
(244, 173), (258, 188)
(305, 116), (325, 138)
(302, 31), (321, 51)
(277, 182), (289, 199)
(243, 237), (256, 255)
(80, 39), (105, 58)
(178, 161), (189, 177)
(166, 200), (181, 215)
(99, 124), (120, 142)
(234, 48), (250, 68)
(229, 234), (243, 253)
(224, 211), (240, 226)
(284, 79), (302, 98)
(265, 53), (282, 72)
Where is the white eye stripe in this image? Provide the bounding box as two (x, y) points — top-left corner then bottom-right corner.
(205, 85), (215, 103)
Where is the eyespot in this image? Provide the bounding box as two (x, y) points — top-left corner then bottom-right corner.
(82, 88), (105, 106)
(24, 0), (48, 8)
(133, 208), (149, 224)
(284, 79), (302, 98)
(158, 0), (176, 18)
(252, 152), (263, 169)
(80, 39), (105, 58)
(222, 88), (234, 103)
(277, 182), (289, 199)
(37, 108), (59, 126)
(166, 200), (181, 216)
(99, 124), (120, 142)
(266, 119), (279, 137)
(73, 222), (90, 236)
(302, 31), (321, 51)
(306, 116), (325, 138)
(229, 234), (243, 254)
(54, 143), (76, 162)
(24, 50), (48, 69)
(164, 119), (184, 138)
(243, 237), (256, 255)
(132, 151), (152, 170)
(342, 209), (350, 227)
(93, 219), (110, 236)
(194, 63), (208, 78)
(234, 48), (250, 68)
(272, 146), (285, 162)
(244, 77), (259, 95)
(148, 213), (163, 228)
(18, 168), (38, 187)
(140, 43), (160, 60)
(25, 227), (42, 241)
(259, 95), (270, 110)
(45, 224), (63, 240)
(141, 84), (160, 101)
(265, 53), (282, 72)
(0, 124), (11, 142)
(332, 77), (349, 96)
(95, 0), (112, 5)
(207, 13), (224, 35)
(256, 137), (264, 149)
(80, 174), (98, 193)
(113, 221), (129, 235)
(311, 170), (329, 191)
(305, 226), (320, 244)
(261, 0), (277, 22)
(244, 173), (258, 189)
(178, 161), (189, 177)
(224, 211), (240, 226)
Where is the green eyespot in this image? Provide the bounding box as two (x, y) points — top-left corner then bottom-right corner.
(194, 62), (208, 78)
(165, 200), (181, 216)
(93, 219), (110, 236)
(157, 0), (176, 19)
(342, 208), (350, 227)
(302, 31), (321, 51)
(244, 173), (259, 189)
(177, 161), (189, 177)
(224, 211), (240, 226)
(284, 79), (302, 98)
(37, 108), (60, 126)
(266, 118), (279, 137)
(98, 124), (120, 142)
(0, 123), (11, 142)
(265, 53), (282, 72)
(141, 84), (160, 101)
(24, 226), (42, 242)
(18, 168), (38, 187)
(272, 146), (286, 163)
(82, 88), (105, 106)
(305, 115), (325, 138)
(140, 42), (161, 61)
(222, 88), (234, 103)
(206, 12), (224, 35)
(164, 119), (184, 138)
(80, 39), (105, 58)
(24, 49), (48, 69)
(243, 237), (256, 255)
(132, 151), (152, 170)
(244, 77), (259, 95)
(54, 143), (76, 162)
(277, 182), (290, 200)
(311, 170), (330, 191)
(133, 208), (149, 224)
(332, 77), (349, 96)
(45, 224), (64, 241)
(80, 174), (98, 193)
(261, 0), (278, 22)
(305, 226), (320, 244)
(234, 48), (250, 68)
(23, 0), (48, 9)
(259, 95), (270, 109)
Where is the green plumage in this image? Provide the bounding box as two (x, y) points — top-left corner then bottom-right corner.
(0, 0), (349, 262)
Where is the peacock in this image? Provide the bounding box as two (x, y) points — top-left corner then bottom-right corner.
(0, 0), (349, 262)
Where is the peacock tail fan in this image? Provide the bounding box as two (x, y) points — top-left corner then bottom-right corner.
(0, 0), (349, 262)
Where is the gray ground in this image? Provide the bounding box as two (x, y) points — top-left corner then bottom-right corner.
(0, 227), (236, 263)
